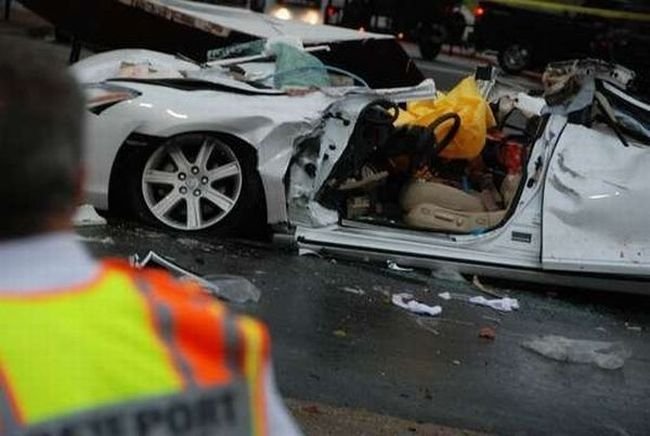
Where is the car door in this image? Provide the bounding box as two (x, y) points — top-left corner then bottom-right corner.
(542, 123), (650, 275)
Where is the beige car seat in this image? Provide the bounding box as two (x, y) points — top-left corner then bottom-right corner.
(400, 181), (485, 213)
(401, 175), (522, 232)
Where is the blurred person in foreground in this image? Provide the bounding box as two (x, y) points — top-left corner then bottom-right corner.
(0, 37), (301, 436)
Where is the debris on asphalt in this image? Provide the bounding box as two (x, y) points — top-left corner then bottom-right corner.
(131, 251), (261, 303)
(479, 327), (497, 340)
(392, 293), (442, 317)
(415, 318), (440, 336)
(77, 235), (115, 245)
(301, 405), (322, 415)
(625, 323), (642, 332)
(298, 248), (323, 257)
(203, 274), (262, 304)
(469, 296), (520, 312)
(438, 292), (452, 301)
(341, 286), (365, 296)
(522, 335), (631, 370)
(482, 316), (502, 325)
(387, 261), (414, 272)
(452, 360), (461, 366)
(431, 267), (466, 283)
(372, 285), (391, 298)
(73, 204), (107, 226)
(472, 275), (505, 299)
(177, 238), (218, 253)
(333, 329), (347, 338)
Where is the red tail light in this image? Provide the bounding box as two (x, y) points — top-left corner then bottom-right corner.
(474, 6), (485, 17)
(326, 6), (337, 17)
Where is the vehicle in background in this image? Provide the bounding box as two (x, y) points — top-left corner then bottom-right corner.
(192, 0), (251, 7)
(323, 0), (468, 60)
(473, 0), (650, 81)
(265, 0), (326, 24)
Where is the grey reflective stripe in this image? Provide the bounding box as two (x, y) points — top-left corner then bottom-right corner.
(223, 314), (241, 376)
(0, 382), (22, 436)
(21, 382), (252, 436)
(133, 277), (195, 389)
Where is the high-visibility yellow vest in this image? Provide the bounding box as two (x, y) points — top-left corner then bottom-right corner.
(0, 260), (270, 436)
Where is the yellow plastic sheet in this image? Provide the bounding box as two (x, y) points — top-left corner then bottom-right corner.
(396, 76), (496, 160)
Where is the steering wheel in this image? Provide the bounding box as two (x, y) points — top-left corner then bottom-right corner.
(428, 112), (461, 161)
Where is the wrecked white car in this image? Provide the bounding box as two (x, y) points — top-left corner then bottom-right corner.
(75, 50), (650, 292)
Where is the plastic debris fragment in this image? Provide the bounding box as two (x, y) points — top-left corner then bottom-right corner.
(522, 335), (631, 370)
(431, 267), (466, 282)
(73, 205), (107, 226)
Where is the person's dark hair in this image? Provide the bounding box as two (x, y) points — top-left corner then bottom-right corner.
(0, 37), (84, 238)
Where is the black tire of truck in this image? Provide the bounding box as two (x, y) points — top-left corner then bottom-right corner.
(498, 43), (532, 74)
(418, 23), (448, 61)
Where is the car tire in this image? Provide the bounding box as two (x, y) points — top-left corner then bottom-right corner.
(126, 133), (265, 235)
(498, 44), (532, 74)
(418, 23), (447, 61)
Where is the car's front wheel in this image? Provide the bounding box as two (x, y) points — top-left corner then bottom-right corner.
(127, 133), (263, 234)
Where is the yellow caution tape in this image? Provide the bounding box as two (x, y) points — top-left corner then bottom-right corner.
(484, 0), (650, 22)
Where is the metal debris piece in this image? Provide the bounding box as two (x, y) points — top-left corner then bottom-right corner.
(131, 251), (261, 303)
(472, 275), (505, 299)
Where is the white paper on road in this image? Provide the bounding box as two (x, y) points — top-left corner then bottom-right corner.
(392, 293), (442, 317)
(469, 296), (520, 312)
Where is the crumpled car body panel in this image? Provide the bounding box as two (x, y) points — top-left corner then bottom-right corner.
(543, 123), (650, 275)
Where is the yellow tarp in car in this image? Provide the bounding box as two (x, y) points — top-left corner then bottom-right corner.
(396, 76), (496, 160)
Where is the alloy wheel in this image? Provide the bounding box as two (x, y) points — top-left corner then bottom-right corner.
(141, 136), (243, 231)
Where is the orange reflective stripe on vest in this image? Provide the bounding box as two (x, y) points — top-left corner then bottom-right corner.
(0, 261), (270, 436)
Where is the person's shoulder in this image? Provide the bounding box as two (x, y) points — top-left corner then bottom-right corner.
(101, 258), (270, 347)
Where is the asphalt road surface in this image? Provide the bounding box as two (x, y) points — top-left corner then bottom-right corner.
(4, 5), (650, 435)
(78, 221), (650, 436)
